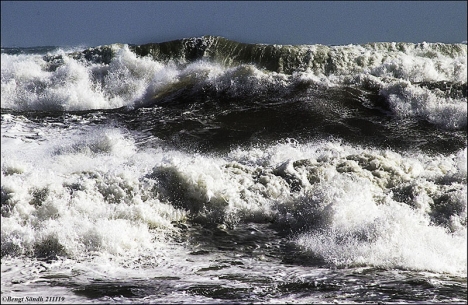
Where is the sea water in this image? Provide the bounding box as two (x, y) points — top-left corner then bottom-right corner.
(1, 36), (466, 303)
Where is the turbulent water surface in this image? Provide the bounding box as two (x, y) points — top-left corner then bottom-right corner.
(1, 36), (467, 304)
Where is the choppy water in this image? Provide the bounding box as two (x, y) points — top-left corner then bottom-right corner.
(1, 36), (467, 303)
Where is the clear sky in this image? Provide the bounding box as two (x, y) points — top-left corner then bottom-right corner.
(1, 1), (467, 47)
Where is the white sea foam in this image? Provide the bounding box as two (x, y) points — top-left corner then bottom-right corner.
(153, 141), (466, 274)
(379, 81), (467, 129)
(2, 116), (465, 275)
(292, 175), (466, 275)
(1, 124), (187, 259)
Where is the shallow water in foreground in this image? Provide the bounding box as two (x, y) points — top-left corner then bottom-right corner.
(2, 223), (467, 304)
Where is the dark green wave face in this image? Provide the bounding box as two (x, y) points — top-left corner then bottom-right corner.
(57, 36), (467, 75)
(131, 36), (467, 74)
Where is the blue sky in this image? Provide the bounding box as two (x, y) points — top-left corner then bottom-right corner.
(1, 1), (466, 47)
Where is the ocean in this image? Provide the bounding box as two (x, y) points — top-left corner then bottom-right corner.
(1, 36), (466, 304)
